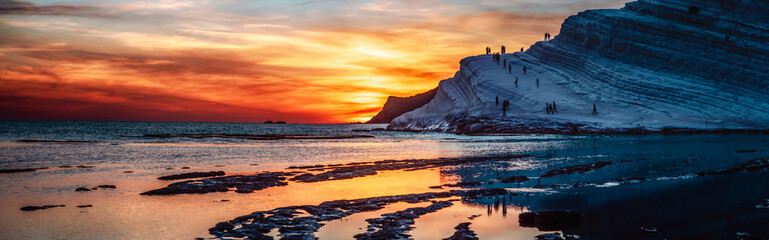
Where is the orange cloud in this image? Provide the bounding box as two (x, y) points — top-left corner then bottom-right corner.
(0, 0), (626, 123)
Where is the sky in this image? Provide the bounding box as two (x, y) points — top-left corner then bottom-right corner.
(0, 0), (627, 123)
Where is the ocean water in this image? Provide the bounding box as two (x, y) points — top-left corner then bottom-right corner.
(1, 121), (769, 239)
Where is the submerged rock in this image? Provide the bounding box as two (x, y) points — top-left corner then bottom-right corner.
(443, 222), (479, 240)
(142, 172), (288, 195)
(519, 210), (582, 231)
(97, 185), (117, 189)
(755, 199), (769, 209)
(76, 204), (93, 208)
(737, 232), (769, 240)
(540, 161), (615, 178)
(291, 154), (532, 183)
(443, 181), (482, 188)
(354, 201), (454, 240)
(736, 150), (759, 153)
(20, 205), (65, 211)
(157, 171), (226, 180)
(209, 190), (509, 239)
(535, 233), (565, 240)
(0, 168), (36, 174)
(75, 187), (92, 192)
(497, 175), (530, 183)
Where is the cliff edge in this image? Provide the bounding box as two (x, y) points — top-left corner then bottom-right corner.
(367, 87), (438, 123)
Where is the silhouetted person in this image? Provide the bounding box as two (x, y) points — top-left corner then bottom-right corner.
(523, 66), (527, 75)
(536, 78), (539, 87)
(552, 101), (557, 112)
(546, 103), (551, 114)
(521, 47), (524, 52)
(501, 45), (506, 54)
(502, 100), (509, 116)
(503, 59), (506, 68)
(545, 33), (548, 41)
(515, 77), (518, 87)
(496, 96), (499, 106)
(508, 65), (512, 74)
(592, 103), (598, 115)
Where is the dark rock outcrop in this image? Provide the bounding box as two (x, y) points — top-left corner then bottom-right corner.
(209, 189), (509, 239)
(367, 87), (438, 123)
(355, 201), (454, 240)
(291, 154), (532, 183)
(141, 172), (288, 195)
(497, 175), (530, 183)
(20, 205), (65, 211)
(0, 168), (36, 173)
(443, 222), (479, 240)
(157, 171), (225, 180)
(540, 161), (615, 178)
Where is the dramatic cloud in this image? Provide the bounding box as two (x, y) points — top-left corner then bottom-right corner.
(0, 0), (101, 16)
(0, 0), (627, 123)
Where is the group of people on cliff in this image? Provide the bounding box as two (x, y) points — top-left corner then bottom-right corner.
(546, 101), (557, 114)
(487, 43), (602, 117)
(544, 32), (552, 41)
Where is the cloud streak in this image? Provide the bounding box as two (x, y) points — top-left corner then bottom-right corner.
(0, 0), (101, 16)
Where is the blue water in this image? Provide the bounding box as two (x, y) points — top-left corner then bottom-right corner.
(0, 121), (573, 170)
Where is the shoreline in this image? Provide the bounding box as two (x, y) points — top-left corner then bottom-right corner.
(384, 126), (769, 136)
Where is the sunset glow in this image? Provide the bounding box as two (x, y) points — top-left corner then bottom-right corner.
(0, 0), (626, 123)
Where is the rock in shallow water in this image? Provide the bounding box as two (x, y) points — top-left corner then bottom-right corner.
(141, 172), (288, 195)
(157, 171), (226, 180)
(540, 161), (615, 178)
(519, 210), (582, 231)
(209, 189), (510, 239)
(20, 205), (65, 211)
(443, 222), (478, 240)
(0, 168), (36, 174)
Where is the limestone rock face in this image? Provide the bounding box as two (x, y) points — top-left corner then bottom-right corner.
(388, 0), (769, 133)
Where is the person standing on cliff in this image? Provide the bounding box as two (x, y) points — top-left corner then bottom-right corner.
(523, 66), (527, 75)
(508, 65), (512, 74)
(503, 59), (506, 68)
(552, 101), (557, 112)
(521, 47), (524, 52)
(496, 96), (499, 106)
(536, 78), (540, 87)
(501, 45), (506, 54)
(486, 47), (490, 55)
(546, 103), (551, 114)
(515, 77), (518, 87)
(502, 100), (509, 116)
(592, 103), (598, 115)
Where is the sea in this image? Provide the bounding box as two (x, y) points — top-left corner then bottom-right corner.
(1, 121), (768, 239)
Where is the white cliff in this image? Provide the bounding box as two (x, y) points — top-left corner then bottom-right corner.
(388, 0), (769, 133)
